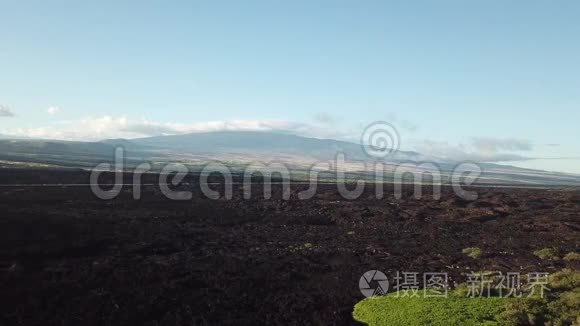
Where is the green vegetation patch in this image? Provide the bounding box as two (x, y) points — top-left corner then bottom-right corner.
(549, 268), (580, 291)
(563, 252), (580, 262)
(288, 242), (314, 253)
(495, 297), (548, 325)
(533, 248), (559, 260)
(354, 269), (580, 326)
(353, 291), (508, 326)
(547, 288), (580, 326)
(463, 247), (483, 259)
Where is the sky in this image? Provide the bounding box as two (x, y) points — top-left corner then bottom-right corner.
(0, 0), (579, 173)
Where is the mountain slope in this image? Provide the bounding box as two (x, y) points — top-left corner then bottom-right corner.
(0, 132), (578, 186)
(128, 131), (422, 161)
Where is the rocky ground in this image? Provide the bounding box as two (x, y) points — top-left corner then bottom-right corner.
(0, 169), (578, 325)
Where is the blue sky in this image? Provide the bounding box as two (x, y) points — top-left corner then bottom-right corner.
(0, 1), (579, 173)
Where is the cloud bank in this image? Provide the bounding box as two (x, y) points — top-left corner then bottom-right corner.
(1, 115), (536, 163)
(3, 116), (347, 142)
(470, 137), (533, 153)
(413, 138), (534, 163)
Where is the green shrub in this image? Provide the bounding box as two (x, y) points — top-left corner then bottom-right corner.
(495, 297), (547, 325)
(463, 247), (483, 259)
(563, 252), (580, 262)
(549, 269), (580, 291)
(494, 289), (580, 326)
(547, 288), (580, 326)
(533, 248), (559, 260)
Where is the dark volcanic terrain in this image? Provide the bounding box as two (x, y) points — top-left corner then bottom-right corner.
(0, 169), (578, 325)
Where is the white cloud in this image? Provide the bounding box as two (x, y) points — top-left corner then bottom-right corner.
(313, 112), (337, 124)
(0, 105), (15, 117)
(470, 137), (532, 153)
(411, 138), (532, 162)
(121, 119), (313, 137)
(7, 116), (131, 141)
(47, 106), (61, 115)
(2, 116), (347, 141)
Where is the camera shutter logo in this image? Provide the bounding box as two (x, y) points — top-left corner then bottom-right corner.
(359, 270), (389, 297)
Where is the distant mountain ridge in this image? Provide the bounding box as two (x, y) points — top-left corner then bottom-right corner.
(122, 131), (423, 161)
(0, 131), (422, 167)
(0, 131), (579, 186)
